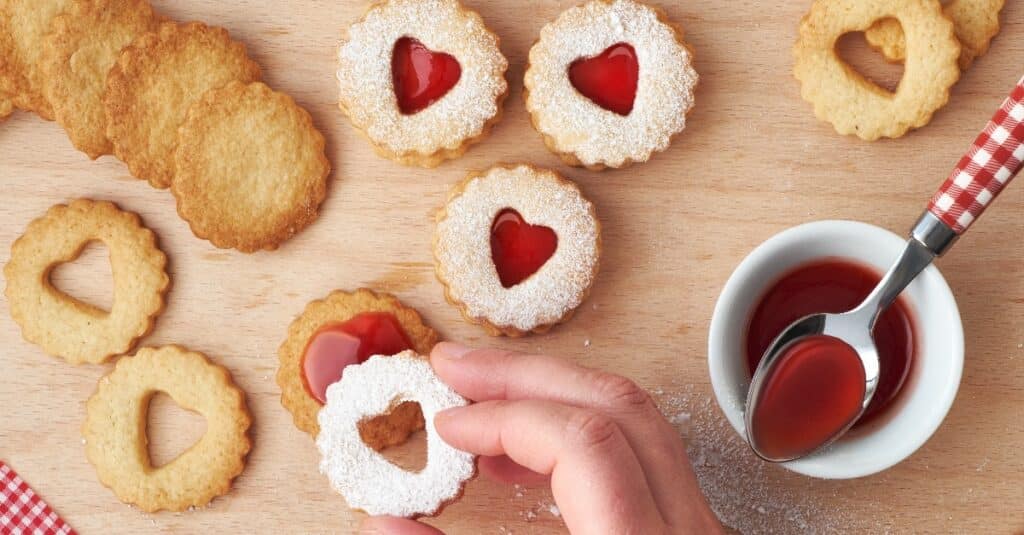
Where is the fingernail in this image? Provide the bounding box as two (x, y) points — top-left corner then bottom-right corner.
(436, 341), (472, 359)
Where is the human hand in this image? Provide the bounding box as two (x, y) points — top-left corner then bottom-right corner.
(361, 343), (723, 535)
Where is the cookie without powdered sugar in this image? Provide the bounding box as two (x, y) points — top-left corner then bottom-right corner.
(277, 288), (438, 443)
(83, 346), (251, 512)
(104, 21), (262, 189)
(0, 0), (75, 119)
(41, 0), (162, 159)
(3, 199), (169, 365)
(172, 81), (329, 252)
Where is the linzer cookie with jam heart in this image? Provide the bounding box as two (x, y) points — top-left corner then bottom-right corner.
(336, 0), (508, 167)
(525, 0), (698, 170)
(434, 164), (602, 337)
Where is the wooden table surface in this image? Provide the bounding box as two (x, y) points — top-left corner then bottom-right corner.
(1, 0), (1022, 533)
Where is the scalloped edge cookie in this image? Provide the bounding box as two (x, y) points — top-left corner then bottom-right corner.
(277, 288), (439, 440)
(83, 345), (251, 512)
(171, 81), (329, 252)
(3, 199), (169, 364)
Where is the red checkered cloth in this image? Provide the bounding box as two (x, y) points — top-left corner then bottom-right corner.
(929, 75), (1024, 233)
(0, 462), (75, 535)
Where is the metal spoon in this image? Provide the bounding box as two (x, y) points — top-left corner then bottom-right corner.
(746, 75), (1024, 463)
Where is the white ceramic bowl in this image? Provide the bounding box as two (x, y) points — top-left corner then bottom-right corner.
(708, 220), (964, 479)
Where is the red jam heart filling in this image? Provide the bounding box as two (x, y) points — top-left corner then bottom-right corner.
(490, 208), (558, 288)
(302, 312), (413, 404)
(391, 37), (462, 115)
(568, 42), (639, 116)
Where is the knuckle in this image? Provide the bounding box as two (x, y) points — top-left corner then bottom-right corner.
(565, 410), (620, 450)
(590, 371), (653, 412)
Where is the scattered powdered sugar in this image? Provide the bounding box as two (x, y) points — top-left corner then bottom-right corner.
(507, 483), (563, 526)
(435, 165), (600, 331)
(316, 352), (475, 517)
(657, 385), (875, 534)
(525, 0), (697, 167)
(337, 0), (507, 154)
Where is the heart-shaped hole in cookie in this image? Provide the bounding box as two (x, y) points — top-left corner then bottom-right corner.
(490, 208), (558, 288)
(836, 30), (904, 94)
(146, 392), (208, 468)
(392, 37), (462, 115)
(49, 240), (113, 313)
(302, 313), (414, 404)
(358, 400), (427, 472)
(569, 42), (639, 116)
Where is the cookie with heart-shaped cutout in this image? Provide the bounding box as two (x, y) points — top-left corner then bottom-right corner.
(3, 199), (169, 365)
(83, 345), (251, 512)
(793, 0), (960, 141)
(316, 351), (475, 518)
(434, 164), (601, 337)
(336, 0), (508, 167)
(525, 0), (698, 170)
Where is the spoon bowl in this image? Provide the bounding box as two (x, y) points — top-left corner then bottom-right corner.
(744, 310), (880, 462)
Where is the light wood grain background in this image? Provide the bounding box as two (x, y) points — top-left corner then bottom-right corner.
(1, 1), (1022, 533)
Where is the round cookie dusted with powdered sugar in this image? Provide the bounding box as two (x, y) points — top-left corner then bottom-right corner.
(525, 0), (698, 170)
(336, 0), (508, 167)
(433, 164), (601, 336)
(317, 351), (475, 518)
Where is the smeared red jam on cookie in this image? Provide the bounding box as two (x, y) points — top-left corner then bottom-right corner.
(392, 37), (462, 114)
(302, 312), (413, 403)
(568, 43), (639, 115)
(490, 208), (558, 288)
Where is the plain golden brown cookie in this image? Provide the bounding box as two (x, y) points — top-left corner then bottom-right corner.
(3, 199), (169, 365)
(793, 0), (961, 140)
(276, 289), (439, 443)
(171, 81), (330, 252)
(104, 21), (262, 188)
(865, 0), (1004, 70)
(41, 0), (161, 159)
(82, 345), (252, 512)
(0, 0), (74, 119)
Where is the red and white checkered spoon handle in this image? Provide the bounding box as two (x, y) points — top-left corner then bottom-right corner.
(928, 75), (1024, 234)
